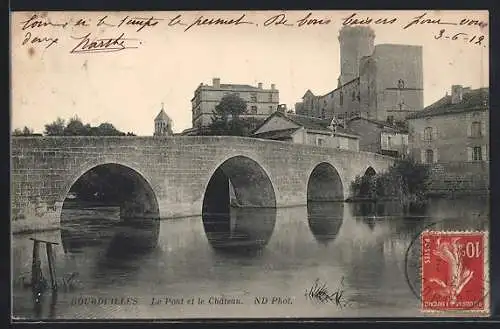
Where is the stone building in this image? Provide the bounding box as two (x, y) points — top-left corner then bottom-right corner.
(346, 117), (408, 158)
(191, 78), (279, 128)
(252, 111), (359, 151)
(154, 104), (173, 136)
(407, 85), (489, 164)
(295, 26), (423, 123)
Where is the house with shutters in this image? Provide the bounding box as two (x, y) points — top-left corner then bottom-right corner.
(407, 85), (488, 164)
(346, 117), (409, 158)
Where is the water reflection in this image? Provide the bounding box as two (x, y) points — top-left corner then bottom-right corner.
(61, 207), (160, 256)
(12, 197), (489, 319)
(307, 202), (343, 245)
(203, 207), (277, 254)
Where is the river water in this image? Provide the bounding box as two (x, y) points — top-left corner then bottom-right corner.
(12, 197), (489, 320)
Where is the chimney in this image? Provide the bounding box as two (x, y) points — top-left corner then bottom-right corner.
(451, 85), (463, 104)
(213, 78), (220, 88)
(277, 104), (287, 113)
(271, 84), (276, 90)
(258, 82), (263, 89)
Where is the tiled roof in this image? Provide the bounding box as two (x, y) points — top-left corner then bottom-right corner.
(286, 113), (330, 131)
(155, 109), (171, 121)
(220, 84), (259, 90)
(407, 87), (489, 119)
(253, 111), (358, 138)
(347, 117), (408, 133)
(253, 127), (300, 140)
(288, 114), (358, 136)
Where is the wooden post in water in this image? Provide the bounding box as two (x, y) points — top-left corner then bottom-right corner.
(30, 239), (43, 293)
(30, 238), (59, 292)
(46, 243), (57, 291)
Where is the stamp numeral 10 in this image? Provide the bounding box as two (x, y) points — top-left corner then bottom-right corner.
(460, 241), (481, 258)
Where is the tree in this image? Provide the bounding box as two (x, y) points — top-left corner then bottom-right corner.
(95, 122), (125, 136)
(213, 93), (248, 120)
(22, 126), (33, 135)
(205, 94), (250, 136)
(44, 117), (66, 136)
(12, 126), (34, 136)
(12, 128), (23, 136)
(43, 116), (132, 136)
(64, 116), (89, 136)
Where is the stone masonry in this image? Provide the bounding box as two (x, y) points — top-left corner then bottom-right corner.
(11, 136), (394, 224)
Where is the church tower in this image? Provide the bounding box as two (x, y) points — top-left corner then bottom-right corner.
(338, 26), (375, 87)
(154, 103), (173, 136)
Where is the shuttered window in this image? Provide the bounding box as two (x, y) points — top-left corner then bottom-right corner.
(473, 146), (482, 161)
(424, 127), (433, 141)
(425, 149), (434, 164)
(471, 121), (482, 137)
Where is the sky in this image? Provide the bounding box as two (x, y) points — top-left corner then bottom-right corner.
(11, 10), (489, 135)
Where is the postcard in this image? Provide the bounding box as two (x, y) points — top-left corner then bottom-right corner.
(10, 10), (489, 320)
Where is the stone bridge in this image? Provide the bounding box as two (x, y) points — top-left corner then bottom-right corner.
(11, 136), (394, 225)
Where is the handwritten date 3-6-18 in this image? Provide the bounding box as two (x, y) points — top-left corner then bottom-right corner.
(70, 32), (141, 54)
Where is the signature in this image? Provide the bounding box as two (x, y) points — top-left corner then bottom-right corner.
(70, 32), (141, 54)
(305, 277), (350, 308)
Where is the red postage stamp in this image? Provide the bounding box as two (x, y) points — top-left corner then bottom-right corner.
(421, 231), (489, 313)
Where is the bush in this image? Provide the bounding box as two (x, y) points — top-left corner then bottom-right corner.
(350, 158), (430, 205)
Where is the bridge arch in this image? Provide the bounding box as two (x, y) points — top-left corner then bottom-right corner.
(60, 162), (160, 252)
(307, 162), (344, 202)
(59, 160), (157, 206)
(201, 155), (277, 253)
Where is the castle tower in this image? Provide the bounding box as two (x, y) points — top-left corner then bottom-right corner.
(154, 103), (173, 136)
(338, 26), (375, 87)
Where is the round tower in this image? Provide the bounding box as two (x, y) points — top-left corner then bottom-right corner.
(338, 26), (375, 87)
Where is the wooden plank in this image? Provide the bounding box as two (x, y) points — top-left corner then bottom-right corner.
(29, 237), (59, 245)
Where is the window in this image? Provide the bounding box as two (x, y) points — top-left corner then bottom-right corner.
(340, 91), (343, 106)
(387, 136), (392, 148)
(268, 93), (273, 102)
(251, 93), (257, 102)
(250, 106), (258, 114)
(473, 146), (482, 161)
(316, 138), (325, 146)
(269, 106), (274, 113)
(352, 91), (356, 101)
(425, 149), (434, 164)
(397, 79), (405, 89)
(471, 121), (482, 137)
(321, 109), (326, 119)
(424, 127), (433, 141)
